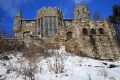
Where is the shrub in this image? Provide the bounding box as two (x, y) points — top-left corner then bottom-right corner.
(75, 51), (88, 57)
(109, 64), (118, 68)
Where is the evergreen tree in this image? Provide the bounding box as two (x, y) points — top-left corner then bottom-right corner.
(109, 5), (120, 39)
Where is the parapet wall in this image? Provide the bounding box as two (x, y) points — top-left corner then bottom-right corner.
(0, 38), (24, 53)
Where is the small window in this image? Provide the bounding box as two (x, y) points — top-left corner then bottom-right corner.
(76, 10), (80, 15)
(66, 32), (72, 40)
(82, 28), (88, 35)
(99, 28), (104, 34)
(90, 28), (96, 34)
(26, 21), (32, 27)
(0, 35), (1, 39)
(83, 8), (85, 13)
(38, 32), (40, 35)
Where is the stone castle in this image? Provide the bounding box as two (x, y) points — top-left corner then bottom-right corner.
(13, 4), (120, 59)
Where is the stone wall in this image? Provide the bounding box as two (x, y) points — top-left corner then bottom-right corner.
(13, 5), (120, 60)
(0, 38), (24, 53)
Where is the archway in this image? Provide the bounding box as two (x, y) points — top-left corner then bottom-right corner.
(66, 32), (72, 40)
(82, 28), (88, 35)
(90, 28), (96, 34)
(99, 28), (104, 34)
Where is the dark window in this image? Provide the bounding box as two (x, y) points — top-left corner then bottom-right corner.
(77, 10), (80, 15)
(99, 28), (104, 34)
(38, 32), (40, 35)
(90, 28), (96, 34)
(45, 17), (48, 35)
(53, 17), (57, 33)
(0, 35), (1, 39)
(83, 8), (85, 13)
(66, 32), (72, 40)
(82, 28), (88, 35)
(38, 18), (43, 35)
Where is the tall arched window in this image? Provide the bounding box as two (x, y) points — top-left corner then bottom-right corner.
(90, 28), (96, 34)
(39, 16), (57, 37)
(66, 32), (72, 40)
(82, 28), (88, 35)
(99, 28), (104, 34)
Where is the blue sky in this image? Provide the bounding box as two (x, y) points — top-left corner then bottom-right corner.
(0, 0), (120, 37)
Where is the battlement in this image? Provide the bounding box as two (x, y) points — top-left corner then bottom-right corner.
(36, 7), (62, 18)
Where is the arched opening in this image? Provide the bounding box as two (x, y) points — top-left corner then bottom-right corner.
(76, 10), (80, 14)
(66, 32), (72, 40)
(99, 28), (104, 34)
(82, 28), (88, 35)
(0, 35), (1, 39)
(90, 28), (96, 34)
(23, 31), (30, 37)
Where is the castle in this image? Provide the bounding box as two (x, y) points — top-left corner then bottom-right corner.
(13, 4), (120, 59)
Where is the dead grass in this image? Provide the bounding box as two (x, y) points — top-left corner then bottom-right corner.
(23, 44), (50, 62)
(0, 39), (25, 53)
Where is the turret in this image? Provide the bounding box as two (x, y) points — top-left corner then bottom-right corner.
(13, 9), (22, 32)
(74, 3), (90, 21)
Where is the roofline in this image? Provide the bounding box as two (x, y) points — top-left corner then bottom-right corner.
(21, 19), (35, 21)
(63, 18), (74, 21)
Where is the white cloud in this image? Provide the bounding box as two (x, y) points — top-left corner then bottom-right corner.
(74, 0), (91, 4)
(0, 0), (27, 17)
(0, 0), (91, 17)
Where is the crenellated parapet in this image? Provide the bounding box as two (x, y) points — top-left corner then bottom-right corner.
(36, 7), (63, 19)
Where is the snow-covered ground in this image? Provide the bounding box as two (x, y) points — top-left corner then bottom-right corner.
(0, 50), (120, 80)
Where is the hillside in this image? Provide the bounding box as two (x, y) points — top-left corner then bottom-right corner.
(0, 48), (120, 80)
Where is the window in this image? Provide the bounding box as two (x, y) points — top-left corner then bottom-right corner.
(38, 18), (43, 36)
(66, 32), (72, 40)
(0, 35), (1, 39)
(45, 17), (48, 36)
(83, 8), (85, 13)
(76, 10), (80, 15)
(90, 28), (96, 34)
(82, 28), (88, 35)
(99, 28), (104, 34)
(39, 16), (57, 37)
(48, 16), (57, 37)
(26, 21), (32, 27)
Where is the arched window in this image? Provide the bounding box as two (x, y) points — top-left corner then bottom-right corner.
(82, 28), (88, 35)
(90, 28), (96, 34)
(23, 31), (30, 37)
(77, 10), (80, 14)
(66, 32), (72, 40)
(99, 28), (104, 34)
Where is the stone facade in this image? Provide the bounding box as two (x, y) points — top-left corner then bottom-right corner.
(13, 4), (120, 59)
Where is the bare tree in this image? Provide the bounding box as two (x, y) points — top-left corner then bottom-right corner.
(47, 50), (68, 74)
(93, 11), (101, 21)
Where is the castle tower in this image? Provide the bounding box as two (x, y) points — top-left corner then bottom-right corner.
(13, 9), (22, 37)
(74, 4), (90, 21)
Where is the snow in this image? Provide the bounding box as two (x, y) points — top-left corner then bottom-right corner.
(0, 50), (120, 80)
